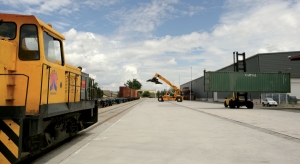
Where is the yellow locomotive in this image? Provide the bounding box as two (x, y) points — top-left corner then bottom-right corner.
(0, 13), (98, 164)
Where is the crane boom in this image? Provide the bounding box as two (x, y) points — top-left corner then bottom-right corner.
(147, 73), (183, 102)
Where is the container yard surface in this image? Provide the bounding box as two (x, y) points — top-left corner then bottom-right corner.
(36, 99), (300, 164)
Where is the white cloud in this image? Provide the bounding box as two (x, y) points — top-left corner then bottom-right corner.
(181, 5), (205, 16)
(116, 1), (176, 33)
(0, 0), (74, 14)
(123, 65), (137, 75)
(2, 0), (300, 91)
(62, 0), (300, 90)
(64, 28), (78, 40)
(212, 0), (300, 55)
(52, 21), (70, 30)
(82, 0), (121, 8)
(167, 58), (177, 65)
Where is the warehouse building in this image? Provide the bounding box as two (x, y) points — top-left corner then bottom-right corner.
(180, 51), (300, 105)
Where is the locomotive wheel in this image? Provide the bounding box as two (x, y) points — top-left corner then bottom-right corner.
(68, 119), (78, 137)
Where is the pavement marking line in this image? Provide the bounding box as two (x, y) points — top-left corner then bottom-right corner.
(57, 102), (138, 164)
(95, 104), (136, 136)
(172, 102), (300, 144)
(59, 143), (90, 164)
(83, 99), (145, 132)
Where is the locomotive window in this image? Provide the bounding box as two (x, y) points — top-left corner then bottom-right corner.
(0, 21), (16, 40)
(19, 24), (40, 60)
(43, 31), (63, 65)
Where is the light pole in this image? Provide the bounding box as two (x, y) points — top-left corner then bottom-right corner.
(179, 75), (180, 87)
(190, 67), (192, 101)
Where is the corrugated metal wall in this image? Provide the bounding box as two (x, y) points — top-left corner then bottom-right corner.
(181, 51), (300, 100)
(259, 52), (300, 78)
(181, 77), (213, 100)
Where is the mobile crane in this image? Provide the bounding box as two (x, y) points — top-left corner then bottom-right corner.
(147, 73), (184, 102)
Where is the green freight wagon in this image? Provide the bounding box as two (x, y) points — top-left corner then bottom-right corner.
(204, 72), (290, 93)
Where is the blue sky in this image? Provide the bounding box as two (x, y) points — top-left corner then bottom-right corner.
(1, 0), (300, 91)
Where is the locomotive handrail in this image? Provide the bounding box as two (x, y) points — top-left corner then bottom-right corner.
(39, 63), (51, 108)
(79, 75), (90, 101)
(0, 74), (29, 107)
(90, 78), (96, 99)
(85, 87), (98, 100)
(65, 71), (81, 104)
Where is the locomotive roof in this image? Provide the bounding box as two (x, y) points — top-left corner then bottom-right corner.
(0, 13), (65, 40)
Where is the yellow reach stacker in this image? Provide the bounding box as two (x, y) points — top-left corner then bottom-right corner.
(147, 73), (184, 102)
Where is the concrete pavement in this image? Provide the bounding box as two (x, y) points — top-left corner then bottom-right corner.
(35, 98), (300, 164)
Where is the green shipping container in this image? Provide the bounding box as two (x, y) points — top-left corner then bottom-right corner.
(204, 72), (290, 92)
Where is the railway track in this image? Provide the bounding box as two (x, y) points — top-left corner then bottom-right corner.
(85, 99), (145, 131)
(20, 99), (144, 164)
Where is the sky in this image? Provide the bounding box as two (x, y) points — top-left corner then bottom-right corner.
(1, 0), (300, 91)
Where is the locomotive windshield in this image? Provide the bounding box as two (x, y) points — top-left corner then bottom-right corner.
(19, 24), (40, 60)
(43, 31), (63, 65)
(0, 21), (16, 39)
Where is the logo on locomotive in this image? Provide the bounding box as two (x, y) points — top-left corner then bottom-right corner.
(50, 70), (58, 93)
(81, 81), (86, 90)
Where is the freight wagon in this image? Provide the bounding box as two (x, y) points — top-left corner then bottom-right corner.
(96, 88), (140, 108)
(119, 86), (139, 101)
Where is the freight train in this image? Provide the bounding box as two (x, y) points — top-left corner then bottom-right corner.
(119, 86), (139, 100)
(95, 87), (139, 108)
(0, 13), (100, 164)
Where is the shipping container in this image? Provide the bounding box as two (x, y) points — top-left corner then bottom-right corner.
(132, 89), (138, 98)
(119, 87), (139, 98)
(119, 86), (132, 98)
(204, 72), (290, 92)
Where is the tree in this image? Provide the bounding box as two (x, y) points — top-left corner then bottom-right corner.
(156, 90), (161, 97)
(90, 81), (103, 98)
(124, 79), (142, 90)
(138, 91), (143, 97)
(142, 91), (151, 97)
(160, 89), (167, 96)
(96, 87), (103, 98)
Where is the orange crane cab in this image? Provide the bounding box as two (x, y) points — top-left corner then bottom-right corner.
(147, 73), (183, 102)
